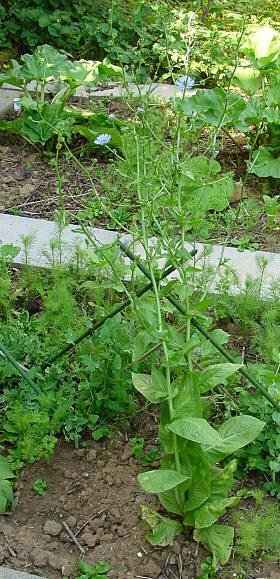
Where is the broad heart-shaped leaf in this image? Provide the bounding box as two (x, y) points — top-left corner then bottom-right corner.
(168, 418), (223, 447)
(141, 505), (183, 546)
(194, 524), (234, 566)
(20, 45), (71, 82)
(181, 88), (246, 128)
(232, 66), (262, 95)
(0, 244), (21, 260)
(245, 26), (280, 67)
(138, 469), (189, 494)
(20, 103), (68, 144)
(204, 415), (265, 464)
(0, 456), (15, 480)
(200, 363), (243, 394)
(248, 147), (280, 178)
(66, 59), (122, 88)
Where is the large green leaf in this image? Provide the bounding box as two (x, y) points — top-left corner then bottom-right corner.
(132, 368), (172, 404)
(172, 374), (202, 419)
(183, 443), (211, 512)
(182, 88), (246, 128)
(200, 363), (243, 394)
(0, 456), (14, 480)
(168, 418), (223, 447)
(248, 147), (280, 178)
(0, 117), (23, 136)
(138, 469), (189, 494)
(188, 495), (239, 529)
(232, 66), (262, 95)
(159, 488), (183, 515)
(205, 415), (265, 463)
(66, 59), (122, 88)
(141, 506), (183, 546)
(194, 524), (234, 565)
(245, 26), (280, 67)
(20, 45), (70, 82)
(210, 459), (237, 499)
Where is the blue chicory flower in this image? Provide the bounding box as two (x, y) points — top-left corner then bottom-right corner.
(175, 76), (195, 90)
(94, 133), (112, 145)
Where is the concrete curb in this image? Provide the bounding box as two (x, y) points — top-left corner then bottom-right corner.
(0, 568), (44, 579)
(0, 213), (279, 295)
(0, 82), (196, 116)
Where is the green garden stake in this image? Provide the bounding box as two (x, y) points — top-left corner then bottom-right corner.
(0, 340), (41, 394)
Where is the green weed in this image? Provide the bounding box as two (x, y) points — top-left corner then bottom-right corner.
(234, 501), (280, 561)
(33, 478), (48, 496)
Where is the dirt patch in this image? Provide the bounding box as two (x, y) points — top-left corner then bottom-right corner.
(0, 424), (205, 579)
(1, 420), (280, 578)
(0, 139), (107, 224)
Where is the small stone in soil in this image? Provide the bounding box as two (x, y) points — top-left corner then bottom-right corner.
(87, 449), (97, 462)
(31, 547), (49, 567)
(81, 531), (97, 548)
(43, 519), (63, 536)
(66, 515), (77, 528)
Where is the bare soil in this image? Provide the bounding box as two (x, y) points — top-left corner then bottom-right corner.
(0, 424), (205, 579)
(0, 417), (280, 578)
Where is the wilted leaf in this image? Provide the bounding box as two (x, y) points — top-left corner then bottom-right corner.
(141, 505), (183, 546)
(194, 524), (234, 565)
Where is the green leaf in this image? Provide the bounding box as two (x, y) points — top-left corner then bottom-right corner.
(0, 456), (15, 480)
(132, 372), (167, 404)
(210, 459), (237, 498)
(73, 125), (122, 148)
(173, 374), (202, 419)
(0, 244), (21, 260)
(138, 469), (189, 494)
(194, 524), (234, 565)
(183, 443), (211, 512)
(158, 487), (184, 515)
(205, 415), (265, 463)
(168, 418), (223, 447)
(0, 479), (14, 513)
(181, 88), (246, 128)
(191, 495), (239, 529)
(248, 147), (280, 178)
(141, 505), (183, 546)
(245, 26), (280, 66)
(200, 363), (243, 394)
(232, 67), (262, 95)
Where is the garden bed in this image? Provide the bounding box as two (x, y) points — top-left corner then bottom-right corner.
(1, 432), (280, 579)
(1, 129), (280, 254)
